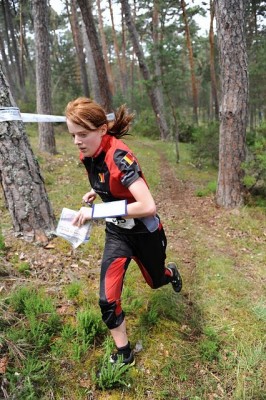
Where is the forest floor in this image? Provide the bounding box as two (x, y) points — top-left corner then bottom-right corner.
(0, 136), (265, 399)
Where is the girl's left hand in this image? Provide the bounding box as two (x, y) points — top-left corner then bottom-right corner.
(72, 207), (92, 227)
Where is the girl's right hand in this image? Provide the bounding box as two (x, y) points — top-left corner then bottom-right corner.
(82, 189), (97, 205)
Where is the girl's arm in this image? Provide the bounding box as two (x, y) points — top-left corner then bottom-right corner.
(126, 177), (156, 218)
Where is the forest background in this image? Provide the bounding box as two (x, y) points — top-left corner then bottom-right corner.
(0, 0), (266, 399)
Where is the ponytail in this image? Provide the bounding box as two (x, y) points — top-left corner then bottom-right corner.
(107, 105), (134, 139)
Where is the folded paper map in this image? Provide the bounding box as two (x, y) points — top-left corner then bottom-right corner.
(56, 208), (91, 249)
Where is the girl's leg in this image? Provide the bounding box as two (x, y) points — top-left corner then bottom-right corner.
(133, 224), (172, 288)
(110, 319), (128, 348)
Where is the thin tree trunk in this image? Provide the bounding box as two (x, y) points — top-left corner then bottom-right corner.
(121, 3), (128, 94)
(0, 67), (56, 243)
(121, 0), (169, 140)
(215, 0), (248, 208)
(96, 0), (114, 95)
(108, 0), (125, 94)
(67, 0), (90, 97)
(77, 0), (113, 112)
(1, 0), (25, 96)
(209, 0), (219, 120)
(180, 0), (198, 124)
(81, 20), (101, 103)
(152, 1), (168, 135)
(0, 31), (15, 94)
(32, 0), (56, 155)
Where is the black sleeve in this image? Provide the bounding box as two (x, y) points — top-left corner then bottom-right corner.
(114, 149), (142, 188)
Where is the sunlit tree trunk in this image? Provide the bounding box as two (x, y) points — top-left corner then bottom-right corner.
(215, 0), (248, 208)
(96, 0), (114, 95)
(32, 0), (56, 155)
(121, 0), (169, 140)
(0, 67), (56, 243)
(77, 0), (113, 112)
(209, 0), (219, 120)
(180, 0), (198, 124)
(67, 0), (90, 97)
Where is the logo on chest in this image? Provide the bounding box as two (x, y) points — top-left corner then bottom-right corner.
(98, 172), (105, 183)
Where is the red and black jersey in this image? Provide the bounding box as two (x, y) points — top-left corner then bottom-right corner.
(80, 134), (148, 203)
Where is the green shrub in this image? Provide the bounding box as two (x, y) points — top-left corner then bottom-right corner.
(195, 180), (217, 197)
(65, 281), (82, 300)
(6, 356), (50, 399)
(191, 122), (219, 168)
(199, 327), (220, 362)
(132, 109), (160, 139)
(243, 137), (266, 197)
(17, 262), (31, 276)
(178, 120), (196, 143)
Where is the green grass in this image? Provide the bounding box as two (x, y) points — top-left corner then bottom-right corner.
(0, 127), (265, 399)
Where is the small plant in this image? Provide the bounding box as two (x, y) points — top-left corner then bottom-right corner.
(17, 262), (31, 276)
(195, 180), (217, 197)
(138, 304), (159, 328)
(199, 327), (220, 362)
(71, 308), (106, 360)
(91, 338), (132, 390)
(65, 281), (82, 300)
(6, 356), (50, 399)
(7, 286), (61, 351)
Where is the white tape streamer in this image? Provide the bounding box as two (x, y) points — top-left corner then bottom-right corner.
(0, 107), (115, 123)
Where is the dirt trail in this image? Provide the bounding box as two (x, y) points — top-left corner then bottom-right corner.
(156, 153), (266, 294)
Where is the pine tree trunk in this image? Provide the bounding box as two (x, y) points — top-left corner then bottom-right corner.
(96, 0), (114, 95)
(215, 0), (248, 208)
(0, 68), (56, 243)
(1, 0), (25, 98)
(108, 0), (125, 95)
(181, 0), (198, 125)
(121, 0), (169, 140)
(77, 0), (113, 112)
(32, 0), (56, 155)
(67, 0), (90, 97)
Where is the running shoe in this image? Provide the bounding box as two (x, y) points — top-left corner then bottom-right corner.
(109, 350), (135, 366)
(167, 262), (182, 293)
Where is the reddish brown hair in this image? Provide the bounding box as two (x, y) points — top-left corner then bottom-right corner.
(65, 97), (134, 138)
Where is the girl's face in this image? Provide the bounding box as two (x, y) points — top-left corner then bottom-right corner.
(67, 119), (107, 157)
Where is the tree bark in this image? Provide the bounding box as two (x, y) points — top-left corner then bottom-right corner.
(108, 0), (125, 95)
(81, 20), (101, 104)
(180, 0), (198, 125)
(77, 0), (113, 112)
(215, 0), (249, 208)
(67, 0), (90, 97)
(121, 0), (170, 140)
(1, 0), (25, 98)
(96, 0), (114, 95)
(32, 0), (56, 155)
(0, 67), (56, 243)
